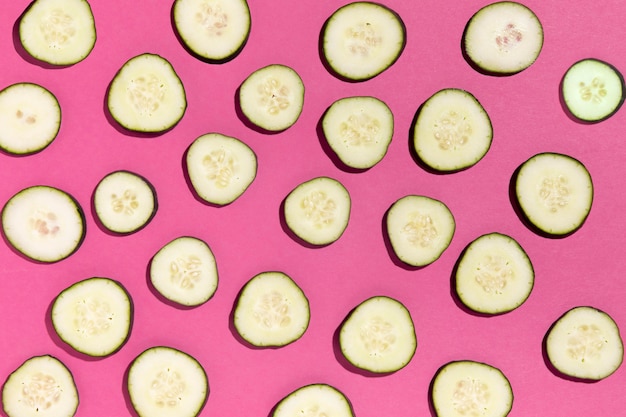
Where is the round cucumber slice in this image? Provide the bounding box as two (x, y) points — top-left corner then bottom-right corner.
(431, 360), (513, 417)
(283, 176), (351, 246)
(0, 82), (61, 155)
(463, 1), (543, 75)
(321, 1), (406, 81)
(561, 58), (625, 123)
(2, 185), (85, 263)
(107, 53), (187, 133)
(18, 0), (97, 66)
(514, 152), (593, 236)
(127, 346), (208, 417)
(150, 236), (218, 307)
(185, 132), (257, 206)
(272, 384), (354, 417)
(51, 277), (133, 357)
(413, 88), (493, 172)
(238, 64), (304, 132)
(455, 232), (534, 315)
(386, 195), (455, 267)
(2, 355), (79, 417)
(233, 271), (310, 347)
(173, 0), (251, 62)
(545, 306), (623, 381)
(321, 96), (394, 169)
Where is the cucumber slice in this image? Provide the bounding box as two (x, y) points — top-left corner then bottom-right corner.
(2, 355), (79, 417)
(272, 384), (354, 417)
(2, 185), (85, 263)
(107, 53), (187, 133)
(93, 170), (157, 235)
(463, 1), (543, 75)
(185, 132), (257, 205)
(51, 277), (133, 357)
(238, 64), (304, 132)
(413, 88), (493, 172)
(545, 306), (624, 381)
(0, 82), (61, 155)
(233, 271), (310, 347)
(339, 296), (417, 373)
(514, 152), (593, 236)
(150, 236), (218, 307)
(386, 195), (455, 267)
(18, 0), (96, 66)
(321, 96), (394, 169)
(321, 1), (406, 81)
(431, 360), (513, 417)
(561, 58), (625, 123)
(455, 233), (534, 315)
(173, 0), (251, 62)
(283, 176), (351, 246)
(127, 346), (208, 417)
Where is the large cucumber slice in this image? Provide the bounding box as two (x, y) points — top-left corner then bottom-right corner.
(127, 346), (208, 417)
(455, 232), (534, 315)
(107, 53), (187, 133)
(150, 236), (218, 307)
(51, 277), (133, 357)
(561, 58), (625, 123)
(272, 383), (354, 417)
(321, 1), (406, 81)
(431, 360), (513, 417)
(0, 82), (61, 155)
(545, 306), (623, 381)
(173, 0), (251, 62)
(386, 195), (455, 267)
(321, 96), (394, 169)
(2, 355), (79, 417)
(2, 185), (85, 263)
(463, 1), (543, 75)
(339, 296), (416, 373)
(514, 152), (593, 236)
(413, 88), (492, 172)
(18, 0), (96, 66)
(185, 132), (257, 205)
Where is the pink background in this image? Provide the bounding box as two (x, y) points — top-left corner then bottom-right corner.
(1, 0), (626, 416)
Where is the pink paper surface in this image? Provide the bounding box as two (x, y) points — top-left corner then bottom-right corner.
(1, 0), (626, 416)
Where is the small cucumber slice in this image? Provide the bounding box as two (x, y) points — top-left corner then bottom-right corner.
(2, 185), (85, 263)
(283, 176), (351, 246)
(413, 88), (492, 172)
(233, 271), (310, 347)
(561, 58), (625, 123)
(238, 64), (304, 132)
(51, 277), (133, 357)
(186, 132), (257, 205)
(463, 1), (543, 75)
(2, 355), (79, 417)
(173, 0), (251, 62)
(321, 1), (406, 81)
(18, 0), (96, 66)
(127, 346), (208, 417)
(455, 232), (534, 315)
(150, 236), (218, 307)
(272, 383), (354, 417)
(545, 306), (623, 381)
(322, 96), (394, 169)
(107, 53), (187, 133)
(431, 360), (513, 417)
(386, 195), (455, 267)
(339, 296), (417, 373)
(93, 170), (157, 235)
(0, 82), (61, 155)
(514, 152), (593, 236)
